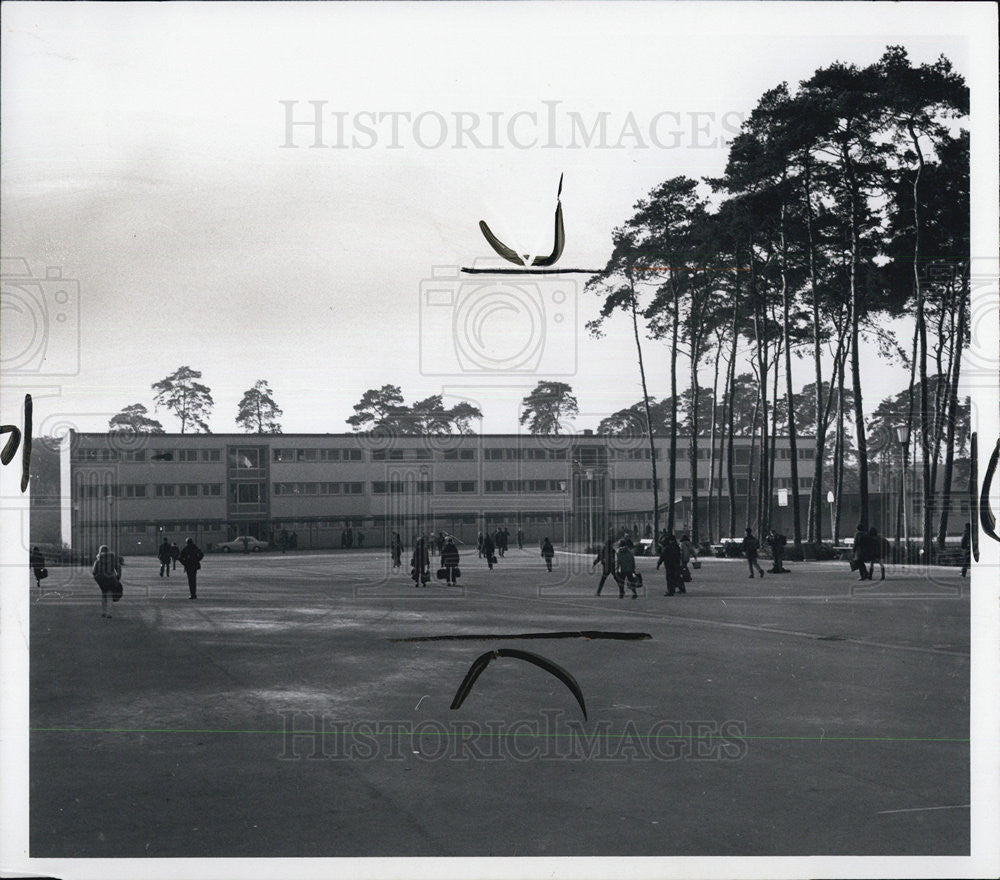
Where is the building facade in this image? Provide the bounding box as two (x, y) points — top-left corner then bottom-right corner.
(58, 430), (832, 556)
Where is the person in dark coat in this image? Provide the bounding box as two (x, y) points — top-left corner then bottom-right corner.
(766, 530), (788, 573)
(501, 528), (510, 556)
(92, 545), (122, 618)
(477, 531), (484, 558)
(960, 522), (971, 577)
(170, 541), (180, 571)
(616, 540), (639, 599)
(481, 532), (496, 571)
(852, 524), (871, 580)
(178, 537), (204, 599)
(390, 532), (403, 569)
(865, 527), (887, 582)
(30, 546), (48, 589)
(740, 528), (765, 578)
(157, 538), (172, 577)
(517, 528), (524, 550)
(411, 537), (430, 586)
(440, 538), (460, 585)
(540, 537), (555, 572)
(657, 533), (685, 595)
(593, 537), (622, 597)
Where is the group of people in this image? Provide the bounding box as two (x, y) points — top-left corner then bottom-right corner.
(851, 524), (890, 581)
(158, 537), (205, 599)
(339, 527), (363, 549)
(593, 536), (641, 598)
(398, 530), (558, 587)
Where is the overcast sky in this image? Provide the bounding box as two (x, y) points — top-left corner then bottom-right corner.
(1, 2), (992, 437)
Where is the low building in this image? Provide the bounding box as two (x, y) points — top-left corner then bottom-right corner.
(53, 429), (834, 556)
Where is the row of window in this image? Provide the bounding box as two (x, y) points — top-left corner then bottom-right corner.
(273, 482), (366, 496)
(73, 443), (815, 466)
(484, 480), (565, 493)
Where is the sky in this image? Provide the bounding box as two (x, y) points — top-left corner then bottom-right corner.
(0, 2), (992, 439)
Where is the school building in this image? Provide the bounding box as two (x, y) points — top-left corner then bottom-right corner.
(45, 429), (845, 556)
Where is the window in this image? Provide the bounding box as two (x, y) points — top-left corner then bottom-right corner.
(273, 449), (296, 462)
(372, 481), (387, 494)
(237, 484), (262, 503)
(344, 449), (362, 461)
(443, 448), (476, 460)
(178, 450), (199, 462)
(231, 448), (262, 469)
(297, 448), (318, 462)
(413, 449), (433, 461)
(121, 450), (147, 462)
(549, 449), (568, 460)
(526, 449), (548, 460)
(775, 448), (791, 459)
(123, 484), (147, 498)
(443, 481), (476, 493)
(201, 449), (221, 462)
(152, 449), (174, 462)
(202, 483), (222, 496)
(177, 484), (200, 497)
(320, 449), (341, 461)
(321, 482), (341, 495)
(485, 480), (506, 493)
(797, 448), (815, 459)
(799, 477), (814, 489)
(484, 449), (504, 461)
(345, 482), (364, 494)
(155, 484), (175, 497)
(734, 448), (750, 465)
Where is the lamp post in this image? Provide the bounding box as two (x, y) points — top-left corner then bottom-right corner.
(826, 490), (834, 543)
(586, 469), (594, 551)
(895, 425), (910, 564)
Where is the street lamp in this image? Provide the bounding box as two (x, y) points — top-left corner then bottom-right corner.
(895, 425), (910, 563)
(826, 490), (834, 542)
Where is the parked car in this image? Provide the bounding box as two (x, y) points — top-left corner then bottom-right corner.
(216, 536), (269, 553)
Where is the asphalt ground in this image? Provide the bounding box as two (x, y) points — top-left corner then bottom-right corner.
(29, 548), (969, 857)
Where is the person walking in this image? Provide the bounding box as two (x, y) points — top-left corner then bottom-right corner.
(593, 536), (622, 597)
(178, 537), (204, 600)
(867, 526), (887, 582)
(679, 533), (696, 584)
(502, 528), (510, 556)
(390, 532), (403, 569)
(740, 528), (765, 578)
(170, 541), (180, 571)
(30, 546), (48, 589)
(766, 530), (788, 573)
(540, 537), (556, 572)
(616, 540), (639, 599)
(441, 537), (460, 586)
(411, 537), (430, 587)
(158, 537), (172, 578)
(961, 522), (971, 577)
(517, 528), (524, 550)
(481, 532), (496, 571)
(477, 531), (484, 558)
(657, 533), (685, 596)
(92, 544), (123, 618)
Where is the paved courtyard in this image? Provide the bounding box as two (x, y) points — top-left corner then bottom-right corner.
(29, 549), (969, 857)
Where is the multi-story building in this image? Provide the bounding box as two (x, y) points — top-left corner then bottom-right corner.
(53, 429), (835, 556)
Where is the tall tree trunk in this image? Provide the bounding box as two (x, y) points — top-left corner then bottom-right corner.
(746, 381), (760, 527)
(803, 155), (826, 543)
(768, 341), (780, 534)
(937, 271), (968, 546)
(629, 283), (660, 542)
(708, 327), (724, 544)
(833, 348), (846, 543)
(689, 331), (702, 544)
(666, 282), (680, 534)
(780, 200), (802, 545)
(726, 331), (739, 537)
